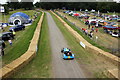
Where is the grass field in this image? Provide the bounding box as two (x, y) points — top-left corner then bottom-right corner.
(0, 9), (34, 23)
(57, 10), (119, 57)
(10, 13), (52, 78)
(50, 11), (117, 78)
(1, 10), (41, 66)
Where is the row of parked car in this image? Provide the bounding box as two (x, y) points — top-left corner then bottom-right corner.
(103, 29), (120, 37)
(90, 13), (120, 22)
(63, 10), (120, 38)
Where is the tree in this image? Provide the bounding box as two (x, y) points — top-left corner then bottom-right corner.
(7, 0), (20, 10)
(34, 2), (120, 13)
(21, 0), (34, 10)
(2, 4), (9, 15)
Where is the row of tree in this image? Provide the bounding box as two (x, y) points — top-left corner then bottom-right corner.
(1, 0), (34, 14)
(1, 1), (120, 15)
(7, 2), (34, 10)
(35, 2), (120, 13)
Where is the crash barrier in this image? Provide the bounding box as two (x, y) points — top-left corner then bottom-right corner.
(51, 11), (120, 79)
(0, 12), (44, 78)
(105, 68), (119, 79)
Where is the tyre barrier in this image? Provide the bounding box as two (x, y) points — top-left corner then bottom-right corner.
(0, 12), (44, 78)
(51, 11), (119, 79)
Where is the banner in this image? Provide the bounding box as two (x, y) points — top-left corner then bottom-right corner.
(80, 41), (85, 48)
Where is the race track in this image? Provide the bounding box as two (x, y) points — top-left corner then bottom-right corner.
(46, 12), (86, 78)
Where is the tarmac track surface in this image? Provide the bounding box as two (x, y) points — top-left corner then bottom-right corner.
(46, 12), (86, 78)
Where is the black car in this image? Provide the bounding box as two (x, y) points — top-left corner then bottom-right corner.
(9, 25), (25, 32)
(1, 32), (14, 41)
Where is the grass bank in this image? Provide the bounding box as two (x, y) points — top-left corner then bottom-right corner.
(10, 13), (52, 78)
(2, 11), (42, 66)
(50, 11), (117, 78)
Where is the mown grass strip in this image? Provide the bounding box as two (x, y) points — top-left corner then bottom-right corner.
(10, 13), (52, 78)
(54, 11), (110, 52)
(2, 11), (42, 66)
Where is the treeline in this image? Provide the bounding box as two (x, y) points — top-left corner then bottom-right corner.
(7, 2), (34, 10)
(1, 2), (120, 15)
(1, 0), (34, 14)
(35, 2), (120, 13)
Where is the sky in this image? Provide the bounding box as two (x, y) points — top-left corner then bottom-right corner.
(0, 0), (119, 4)
(0, 0), (40, 4)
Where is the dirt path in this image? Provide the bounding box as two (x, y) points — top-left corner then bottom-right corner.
(46, 12), (86, 78)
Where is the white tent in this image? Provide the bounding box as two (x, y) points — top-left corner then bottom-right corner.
(85, 9), (88, 12)
(91, 9), (95, 12)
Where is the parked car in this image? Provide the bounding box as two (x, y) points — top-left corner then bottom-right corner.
(84, 16), (89, 19)
(9, 25), (25, 32)
(1, 32), (14, 41)
(117, 18), (120, 22)
(112, 32), (119, 37)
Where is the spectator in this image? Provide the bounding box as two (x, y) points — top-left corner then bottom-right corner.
(13, 31), (16, 36)
(89, 31), (93, 39)
(91, 26), (94, 32)
(0, 46), (4, 56)
(88, 22), (90, 29)
(8, 40), (12, 46)
(12, 29), (16, 36)
(85, 29), (88, 35)
(82, 28), (86, 32)
(96, 28), (98, 32)
(95, 20), (99, 28)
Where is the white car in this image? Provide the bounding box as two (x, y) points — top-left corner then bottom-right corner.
(112, 32), (119, 37)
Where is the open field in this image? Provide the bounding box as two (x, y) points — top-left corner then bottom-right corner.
(50, 11), (118, 78)
(57, 10), (119, 57)
(1, 10), (42, 66)
(10, 13), (52, 78)
(0, 9), (34, 23)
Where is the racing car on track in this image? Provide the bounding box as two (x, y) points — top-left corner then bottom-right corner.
(61, 48), (74, 60)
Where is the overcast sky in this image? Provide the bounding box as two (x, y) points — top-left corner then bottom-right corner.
(0, 0), (40, 4)
(0, 0), (118, 4)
